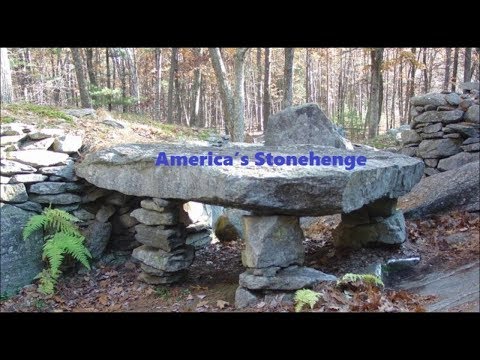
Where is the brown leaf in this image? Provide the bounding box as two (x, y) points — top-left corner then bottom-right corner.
(186, 294), (194, 301)
(196, 300), (209, 308)
(197, 294), (206, 299)
(98, 294), (109, 306)
(216, 300), (229, 309)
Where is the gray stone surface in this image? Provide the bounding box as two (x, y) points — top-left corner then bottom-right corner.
(399, 161), (480, 218)
(401, 130), (421, 145)
(1, 134), (27, 145)
(421, 131), (444, 139)
(7, 150), (69, 167)
(437, 152), (480, 171)
(29, 181), (68, 194)
(83, 221), (111, 259)
(235, 287), (261, 308)
(424, 159), (439, 167)
(53, 135), (82, 153)
(53, 204), (80, 212)
(76, 143), (423, 216)
(72, 208), (96, 221)
(134, 224), (184, 251)
(424, 167), (440, 176)
(445, 123), (479, 138)
(242, 215), (304, 268)
(20, 138), (55, 151)
(132, 245), (195, 272)
(0, 176), (10, 184)
(411, 93), (447, 107)
(398, 146), (417, 157)
(64, 108), (95, 117)
(416, 138), (462, 159)
(214, 214), (240, 242)
(1, 159), (36, 175)
(1, 123), (34, 136)
(463, 137), (480, 145)
(95, 205), (116, 222)
(29, 193), (81, 204)
(464, 105), (479, 124)
(414, 109), (464, 124)
(14, 201), (43, 213)
(334, 210), (406, 247)
(265, 103), (353, 149)
(0, 183), (28, 203)
(116, 213), (139, 228)
(102, 119), (125, 128)
(239, 266), (336, 290)
(130, 208), (178, 225)
(186, 230), (211, 250)
(104, 192), (129, 206)
(0, 203), (43, 296)
(422, 123), (443, 134)
(462, 143), (480, 152)
(39, 159), (75, 181)
(28, 129), (64, 140)
(9, 173), (48, 183)
(445, 93), (462, 106)
(460, 82), (480, 92)
(140, 199), (167, 212)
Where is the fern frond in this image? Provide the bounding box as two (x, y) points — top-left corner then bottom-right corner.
(43, 233), (91, 271)
(23, 214), (46, 240)
(337, 273), (384, 288)
(35, 269), (57, 295)
(294, 289), (321, 312)
(43, 208), (82, 237)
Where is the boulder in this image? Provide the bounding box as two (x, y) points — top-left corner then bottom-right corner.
(401, 130), (421, 145)
(399, 161), (480, 218)
(0, 183), (28, 203)
(445, 93), (462, 106)
(242, 215), (304, 268)
(416, 138), (462, 159)
(265, 103), (353, 149)
(411, 93), (447, 107)
(20, 138), (55, 151)
(7, 150), (69, 167)
(76, 143), (423, 217)
(464, 105), (479, 124)
(0, 204), (44, 296)
(445, 123), (479, 138)
(414, 110), (464, 124)
(437, 152), (479, 171)
(83, 221), (111, 259)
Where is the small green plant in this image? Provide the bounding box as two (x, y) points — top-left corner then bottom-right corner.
(0, 116), (15, 124)
(6, 103), (73, 122)
(294, 289), (322, 312)
(337, 273), (384, 288)
(154, 286), (171, 300)
(23, 207), (92, 295)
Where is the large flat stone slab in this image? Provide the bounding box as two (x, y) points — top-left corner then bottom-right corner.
(76, 143), (423, 216)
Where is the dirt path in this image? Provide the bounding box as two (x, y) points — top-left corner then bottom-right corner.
(398, 261), (479, 312)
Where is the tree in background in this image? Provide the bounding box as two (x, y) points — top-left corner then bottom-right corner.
(1, 48), (14, 104)
(283, 48), (294, 108)
(367, 48), (384, 138)
(70, 48), (91, 108)
(209, 48), (249, 142)
(263, 48), (271, 131)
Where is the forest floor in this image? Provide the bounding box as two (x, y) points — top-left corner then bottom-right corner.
(1, 210), (478, 313)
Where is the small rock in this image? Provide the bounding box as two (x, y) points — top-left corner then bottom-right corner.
(15, 201), (43, 213)
(102, 119), (125, 128)
(53, 135), (83, 153)
(72, 208), (96, 221)
(65, 108), (95, 118)
(140, 199), (166, 212)
(83, 221), (112, 259)
(20, 138), (55, 151)
(445, 93), (462, 106)
(28, 129), (64, 140)
(134, 224), (184, 251)
(463, 137), (480, 145)
(235, 287), (261, 309)
(461, 143), (480, 152)
(96, 205), (116, 222)
(132, 245), (195, 272)
(0, 159), (36, 175)
(29, 181), (68, 194)
(186, 230), (212, 250)
(130, 208), (178, 226)
(39, 159), (75, 181)
(0, 183), (28, 203)
(9, 174), (48, 183)
(464, 105), (479, 124)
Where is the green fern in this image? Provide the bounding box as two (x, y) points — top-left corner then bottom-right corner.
(337, 273), (384, 288)
(294, 289), (322, 312)
(23, 207), (91, 295)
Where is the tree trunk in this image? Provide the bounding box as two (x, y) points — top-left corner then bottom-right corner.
(106, 48), (112, 111)
(154, 48), (163, 120)
(406, 47), (416, 124)
(463, 48), (472, 84)
(190, 48), (203, 127)
(451, 48), (459, 92)
(256, 48), (263, 130)
(209, 47), (248, 141)
(70, 48), (91, 108)
(443, 48), (452, 91)
(283, 48), (294, 108)
(263, 48), (271, 132)
(85, 48), (97, 88)
(422, 48), (428, 93)
(305, 48), (311, 103)
(125, 48), (140, 113)
(167, 48), (178, 124)
(0, 48), (14, 104)
(367, 48), (384, 139)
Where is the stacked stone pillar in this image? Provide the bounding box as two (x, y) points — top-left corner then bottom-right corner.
(333, 198), (405, 248)
(130, 198), (194, 285)
(235, 215), (336, 308)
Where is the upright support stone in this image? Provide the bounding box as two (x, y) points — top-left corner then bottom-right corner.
(333, 197), (406, 248)
(131, 198), (194, 285)
(236, 215), (336, 308)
